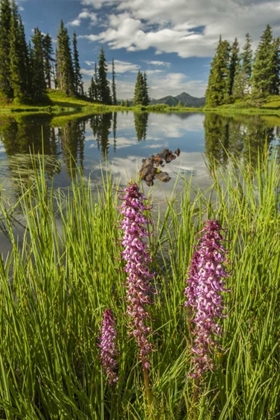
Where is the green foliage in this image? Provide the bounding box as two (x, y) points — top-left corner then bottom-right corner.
(205, 36), (231, 107)
(72, 31), (83, 96)
(97, 47), (111, 104)
(0, 0), (12, 99)
(133, 71), (150, 106)
(30, 27), (47, 102)
(0, 155), (280, 417)
(55, 20), (75, 96)
(111, 59), (117, 105)
(252, 25), (279, 96)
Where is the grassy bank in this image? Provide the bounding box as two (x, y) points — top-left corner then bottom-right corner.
(0, 155), (280, 419)
(2, 90), (280, 117)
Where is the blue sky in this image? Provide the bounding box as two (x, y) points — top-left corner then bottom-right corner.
(18, 0), (280, 99)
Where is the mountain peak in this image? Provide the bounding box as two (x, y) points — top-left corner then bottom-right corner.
(150, 91), (205, 107)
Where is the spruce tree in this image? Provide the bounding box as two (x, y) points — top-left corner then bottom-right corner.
(227, 38), (239, 100)
(270, 37), (280, 94)
(55, 20), (74, 95)
(97, 47), (111, 104)
(42, 34), (54, 89)
(205, 36), (231, 107)
(252, 25), (275, 96)
(72, 31), (83, 95)
(232, 33), (253, 99)
(9, 0), (26, 101)
(30, 27), (46, 102)
(0, 0), (12, 99)
(111, 59), (117, 105)
(133, 71), (149, 105)
(88, 75), (97, 101)
(142, 72), (150, 106)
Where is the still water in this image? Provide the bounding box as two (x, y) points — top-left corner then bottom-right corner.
(0, 111), (280, 200)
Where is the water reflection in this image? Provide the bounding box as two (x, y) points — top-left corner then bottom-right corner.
(89, 113), (113, 160)
(134, 112), (148, 141)
(204, 113), (276, 171)
(0, 112), (279, 199)
(57, 118), (86, 177)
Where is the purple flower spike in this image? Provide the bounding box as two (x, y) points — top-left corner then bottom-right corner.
(184, 220), (230, 378)
(120, 183), (154, 369)
(99, 309), (118, 384)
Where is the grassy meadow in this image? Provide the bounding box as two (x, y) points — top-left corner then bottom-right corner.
(0, 155), (280, 419)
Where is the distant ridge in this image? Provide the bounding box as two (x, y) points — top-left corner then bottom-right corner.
(150, 91), (205, 107)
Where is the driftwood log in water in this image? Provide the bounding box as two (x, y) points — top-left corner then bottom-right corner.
(139, 148), (180, 186)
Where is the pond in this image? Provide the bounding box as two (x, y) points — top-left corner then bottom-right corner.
(1, 111), (279, 202)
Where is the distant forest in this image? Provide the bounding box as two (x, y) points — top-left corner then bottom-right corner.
(0, 0), (152, 107)
(206, 25), (280, 107)
(0, 0), (119, 105)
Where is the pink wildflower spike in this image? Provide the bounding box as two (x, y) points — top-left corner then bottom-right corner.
(184, 220), (230, 378)
(119, 183), (154, 369)
(99, 309), (118, 384)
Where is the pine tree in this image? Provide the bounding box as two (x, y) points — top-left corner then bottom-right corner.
(252, 25), (275, 96)
(9, 0), (26, 102)
(133, 71), (143, 105)
(42, 34), (54, 89)
(270, 37), (280, 94)
(111, 59), (117, 105)
(97, 47), (111, 104)
(232, 33), (253, 99)
(88, 75), (97, 101)
(72, 31), (83, 95)
(205, 36), (231, 107)
(133, 71), (149, 106)
(227, 38), (239, 100)
(142, 72), (149, 106)
(30, 27), (46, 102)
(55, 20), (74, 95)
(0, 0), (12, 99)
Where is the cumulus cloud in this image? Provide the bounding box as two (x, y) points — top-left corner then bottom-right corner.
(78, 0), (280, 57)
(68, 9), (97, 27)
(143, 60), (171, 67)
(113, 60), (140, 73)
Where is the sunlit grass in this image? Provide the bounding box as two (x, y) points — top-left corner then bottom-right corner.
(0, 154), (280, 418)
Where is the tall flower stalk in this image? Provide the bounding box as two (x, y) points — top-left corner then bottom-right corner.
(99, 308), (118, 385)
(184, 220), (230, 378)
(119, 183), (154, 369)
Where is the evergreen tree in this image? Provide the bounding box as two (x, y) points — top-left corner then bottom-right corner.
(227, 38), (239, 100)
(111, 59), (117, 105)
(142, 72), (149, 106)
(9, 0), (26, 101)
(97, 47), (111, 104)
(18, 17), (30, 98)
(205, 36), (231, 107)
(42, 34), (54, 89)
(30, 27), (46, 102)
(252, 25), (275, 96)
(270, 37), (280, 94)
(232, 33), (253, 99)
(133, 71), (149, 106)
(88, 75), (97, 101)
(55, 20), (74, 95)
(72, 31), (83, 95)
(0, 0), (12, 99)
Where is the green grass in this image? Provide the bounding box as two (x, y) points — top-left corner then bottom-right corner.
(0, 154), (280, 419)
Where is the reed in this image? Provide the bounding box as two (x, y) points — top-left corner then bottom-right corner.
(0, 153), (279, 419)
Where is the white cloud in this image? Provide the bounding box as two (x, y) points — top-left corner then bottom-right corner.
(78, 0), (280, 57)
(113, 60), (140, 73)
(68, 9), (97, 27)
(143, 60), (171, 67)
(85, 60), (95, 66)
